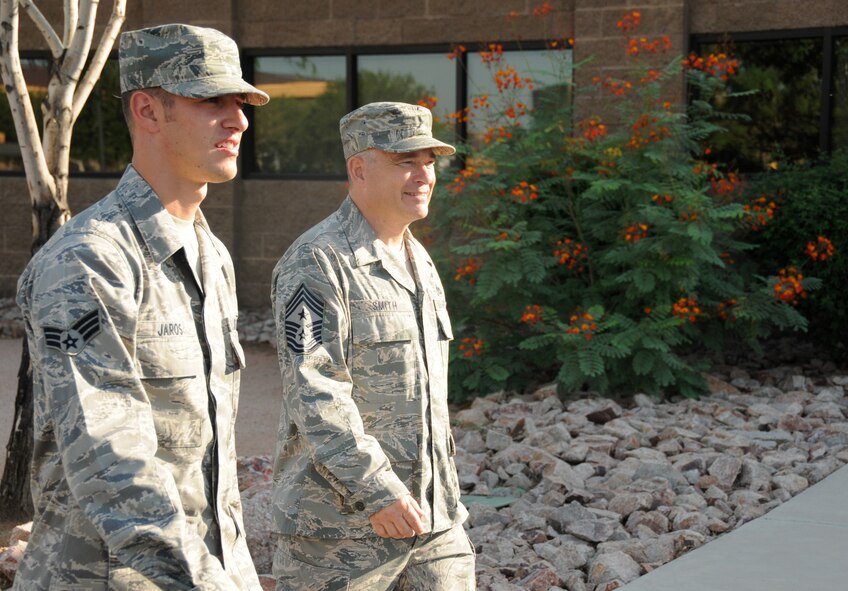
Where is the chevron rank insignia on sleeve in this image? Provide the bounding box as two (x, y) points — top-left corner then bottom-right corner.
(284, 283), (324, 354)
(42, 309), (101, 356)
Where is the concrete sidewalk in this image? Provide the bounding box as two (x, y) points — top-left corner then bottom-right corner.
(620, 464), (848, 591)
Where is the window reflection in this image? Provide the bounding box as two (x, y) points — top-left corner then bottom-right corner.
(0, 58), (129, 173)
(832, 38), (848, 150)
(253, 56), (347, 175)
(358, 53), (457, 148)
(699, 39), (823, 172)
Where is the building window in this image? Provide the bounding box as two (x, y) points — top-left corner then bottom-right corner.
(0, 57), (130, 175)
(357, 53), (457, 149)
(246, 43), (568, 179)
(692, 28), (848, 173)
(832, 36), (848, 150)
(252, 55), (347, 176)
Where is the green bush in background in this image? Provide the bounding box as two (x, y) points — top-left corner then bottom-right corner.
(740, 151), (848, 357)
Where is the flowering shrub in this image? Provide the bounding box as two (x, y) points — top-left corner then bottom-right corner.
(739, 150), (847, 355)
(429, 10), (814, 400)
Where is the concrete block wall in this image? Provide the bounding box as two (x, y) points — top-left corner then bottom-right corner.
(2, 0), (847, 308)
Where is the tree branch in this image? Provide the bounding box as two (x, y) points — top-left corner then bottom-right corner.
(0, 0), (56, 203)
(18, 0), (63, 58)
(73, 0), (126, 122)
(61, 0), (97, 86)
(63, 0), (78, 47)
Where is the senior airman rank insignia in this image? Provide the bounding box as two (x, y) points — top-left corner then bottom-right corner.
(285, 283), (324, 354)
(42, 309), (101, 356)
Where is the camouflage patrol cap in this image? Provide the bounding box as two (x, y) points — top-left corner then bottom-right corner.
(340, 102), (456, 160)
(119, 24), (269, 106)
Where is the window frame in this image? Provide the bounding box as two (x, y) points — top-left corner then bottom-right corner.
(690, 26), (848, 158)
(242, 40), (555, 180)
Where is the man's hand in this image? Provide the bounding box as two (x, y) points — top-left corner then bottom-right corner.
(368, 495), (426, 539)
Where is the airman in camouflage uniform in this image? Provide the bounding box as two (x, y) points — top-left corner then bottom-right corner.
(270, 103), (476, 590)
(14, 24), (268, 590)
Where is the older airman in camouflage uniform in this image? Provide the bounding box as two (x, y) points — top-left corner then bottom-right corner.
(14, 24), (268, 590)
(270, 102), (476, 590)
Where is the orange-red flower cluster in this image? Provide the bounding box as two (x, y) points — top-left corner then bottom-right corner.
(743, 195), (777, 231)
(480, 43), (504, 65)
(672, 297), (702, 323)
(459, 337), (484, 357)
(716, 298), (738, 321)
(511, 181), (538, 203)
(684, 52), (739, 81)
(623, 223), (650, 242)
(774, 266), (806, 306)
(495, 66), (534, 91)
(447, 44), (467, 60)
(532, 1), (554, 16)
(446, 107), (470, 123)
(472, 94), (489, 109)
(805, 236), (836, 262)
(567, 312), (598, 341)
(652, 193), (674, 204)
(627, 36), (671, 56)
(520, 304), (544, 325)
(627, 113), (670, 149)
(455, 257), (483, 284)
(579, 116), (607, 141)
(720, 251), (736, 265)
(640, 68), (663, 84)
(417, 96), (438, 111)
(553, 238), (588, 272)
(616, 10), (641, 32)
(679, 210), (700, 222)
(593, 75), (633, 96)
(710, 170), (741, 195)
(505, 101), (530, 119)
(483, 126), (513, 144)
(447, 165), (479, 193)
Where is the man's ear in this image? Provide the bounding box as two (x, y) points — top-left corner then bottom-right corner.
(129, 90), (161, 133)
(347, 154), (367, 183)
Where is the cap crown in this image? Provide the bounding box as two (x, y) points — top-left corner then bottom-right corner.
(339, 102), (455, 159)
(119, 24), (268, 105)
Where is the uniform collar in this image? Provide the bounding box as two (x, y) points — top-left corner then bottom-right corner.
(340, 195), (420, 294)
(115, 165), (210, 266)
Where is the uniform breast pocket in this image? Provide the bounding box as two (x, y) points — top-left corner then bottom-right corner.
(136, 337), (209, 454)
(350, 310), (418, 402)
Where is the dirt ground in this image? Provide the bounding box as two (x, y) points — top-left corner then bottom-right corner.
(0, 339), (283, 482)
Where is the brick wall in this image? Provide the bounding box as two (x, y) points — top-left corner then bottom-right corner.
(2, 0), (846, 309)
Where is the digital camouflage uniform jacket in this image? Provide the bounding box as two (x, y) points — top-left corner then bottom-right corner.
(15, 166), (260, 590)
(270, 196), (468, 539)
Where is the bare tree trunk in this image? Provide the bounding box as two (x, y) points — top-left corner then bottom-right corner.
(0, 0), (125, 521)
(0, 338), (33, 520)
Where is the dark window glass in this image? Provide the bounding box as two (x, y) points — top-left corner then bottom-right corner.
(700, 38), (823, 172)
(358, 53), (457, 146)
(832, 37), (848, 150)
(0, 58), (130, 174)
(253, 56), (347, 175)
(72, 60), (131, 173)
(467, 49), (571, 152)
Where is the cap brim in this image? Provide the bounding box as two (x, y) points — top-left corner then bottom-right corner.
(161, 76), (270, 106)
(380, 136), (456, 156)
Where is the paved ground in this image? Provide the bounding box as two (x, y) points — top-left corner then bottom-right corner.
(0, 339), (282, 480)
(619, 462), (848, 591)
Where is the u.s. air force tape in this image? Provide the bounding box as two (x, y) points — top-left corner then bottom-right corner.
(284, 284), (324, 354)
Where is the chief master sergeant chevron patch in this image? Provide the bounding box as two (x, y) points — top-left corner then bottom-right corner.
(285, 283), (324, 354)
(42, 309), (101, 356)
